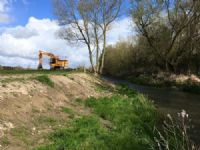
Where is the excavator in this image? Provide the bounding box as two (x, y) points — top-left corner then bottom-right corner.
(38, 50), (68, 70)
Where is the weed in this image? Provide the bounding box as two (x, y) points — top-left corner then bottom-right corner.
(61, 107), (73, 114)
(11, 126), (30, 144)
(1, 78), (26, 83)
(37, 116), (57, 125)
(32, 107), (40, 113)
(74, 98), (83, 104)
(116, 84), (137, 97)
(34, 75), (54, 87)
(1, 136), (10, 145)
(154, 110), (199, 150)
(95, 83), (114, 92)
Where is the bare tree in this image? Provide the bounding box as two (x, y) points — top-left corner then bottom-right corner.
(130, 0), (200, 72)
(53, 0), (122, 74)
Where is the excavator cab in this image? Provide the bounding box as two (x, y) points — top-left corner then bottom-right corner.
(50, 58), (56, 64)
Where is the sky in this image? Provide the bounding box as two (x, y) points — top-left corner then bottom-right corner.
(0, 0), (132, 69)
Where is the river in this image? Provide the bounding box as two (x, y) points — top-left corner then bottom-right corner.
(103, 77), (200, 144)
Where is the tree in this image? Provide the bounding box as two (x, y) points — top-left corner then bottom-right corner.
(53, 0), (122, 74)
(130, 0), (200, 73)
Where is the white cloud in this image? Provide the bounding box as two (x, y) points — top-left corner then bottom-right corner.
(107, 17), (132, 44)
(0, 17), (132, 69)
(0, 0), (13, 23)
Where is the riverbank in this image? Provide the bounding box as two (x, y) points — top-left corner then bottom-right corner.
(126, 72), (200, 94)
(0, 71), (198, 149)
(35, 86), (158, 150)
(0, 72), (158, 149)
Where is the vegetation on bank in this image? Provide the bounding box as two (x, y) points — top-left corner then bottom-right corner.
(126, 74), (200, 94)
(35, 86), (157, 150)
(102, 0), (200, 94)
(34, 75), (54, 87)
(0, 69), (75, 75)
(0, 73), (55, 87)
(0, 71), (197, 149)
(103, 40), (200, 94)
(34, 85), (198, 150)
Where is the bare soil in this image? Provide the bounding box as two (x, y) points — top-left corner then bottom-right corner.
(0, 73), (113, 150)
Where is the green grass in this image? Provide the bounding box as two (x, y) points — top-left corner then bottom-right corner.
(0, 136), (10, 146)
(34, 75), (54, 87)
(0, 69), (81, 75)
(11, 126), (30, 144)
(35, 116), (109, 150)
(61, 107), (73, 114)
(35, 86), (156, 150)
(0, 69), (68, 75)
(61, 106), (75, 118)
(32, 107), (40, 113)
(1, 77), (26, 83)
(36, 116), (57, 125)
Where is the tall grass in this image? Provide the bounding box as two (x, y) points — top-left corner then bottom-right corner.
(154, 110), (199, 150)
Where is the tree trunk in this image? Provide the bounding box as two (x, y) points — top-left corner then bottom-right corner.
(87, 45), (96, 73)
(99, 30), (107, 74)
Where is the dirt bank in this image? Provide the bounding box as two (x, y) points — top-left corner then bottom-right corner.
(0, 73), (113, 150)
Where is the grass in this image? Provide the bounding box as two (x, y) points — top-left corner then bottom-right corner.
(35, 116), (109, 150)
(0, 136), (10, 146)
(61, 106), (75, 118)
(95, 83), (114, 92)
(35, 86), (157, 150)
(0, 69), (81, 75)
(0, 69), (67, 75)
(61, 106), (73, 114)
(11, 126), (30, 144)
(36, 116), (57, 125)
(154, 110), (199, 150)
(34, 75), (54, 87)
(1, 77), (26, 83)
(32, 107), (40, 113)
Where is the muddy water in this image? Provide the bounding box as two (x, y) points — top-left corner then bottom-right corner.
(103, 77), (200, 144)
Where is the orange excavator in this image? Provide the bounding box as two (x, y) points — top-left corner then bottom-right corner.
(38, 50), (68, 70)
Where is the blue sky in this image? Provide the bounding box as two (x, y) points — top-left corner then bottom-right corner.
(0, 0), (132, 68)
(0, 0), (54, 27)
